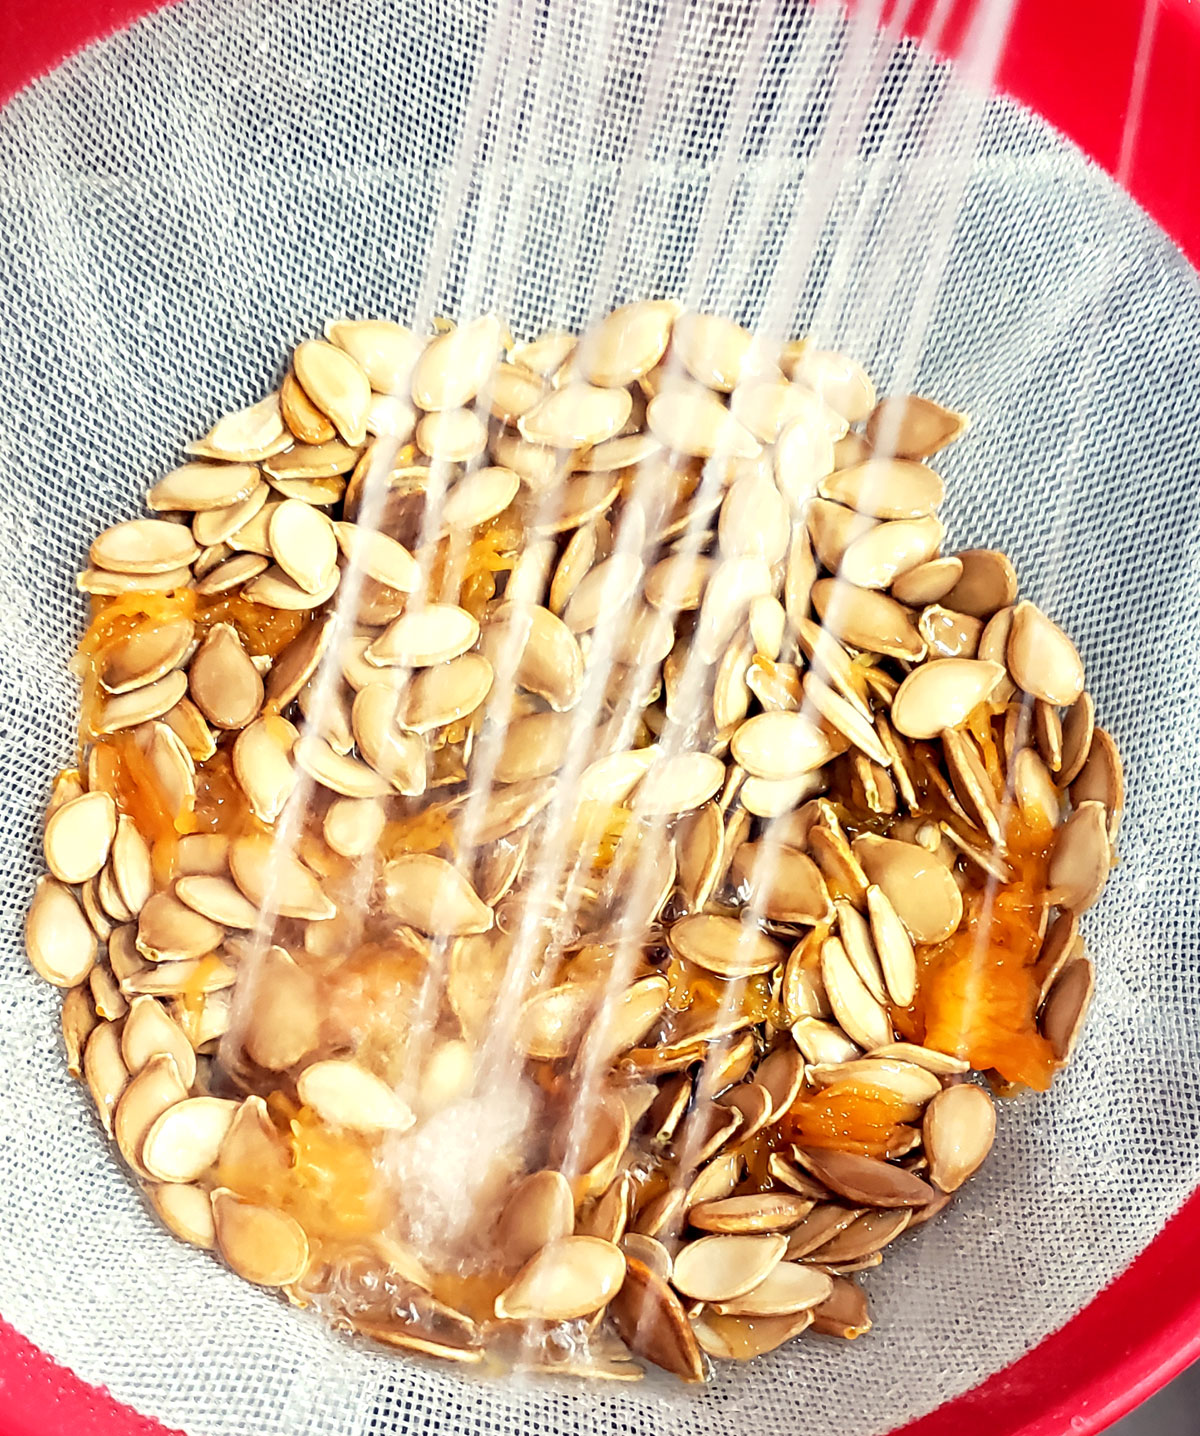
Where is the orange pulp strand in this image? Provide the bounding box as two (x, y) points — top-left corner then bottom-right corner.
(913, 813), (1058, 1091)
(781, 1080), (922, 1159)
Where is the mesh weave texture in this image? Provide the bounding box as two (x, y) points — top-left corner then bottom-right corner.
(0, 2), (1198, 1434)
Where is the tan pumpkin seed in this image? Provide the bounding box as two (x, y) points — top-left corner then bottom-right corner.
(689, 1192), (815, 1235)
(44, 791), (116, 885)
(78, 564), (194, 597)
(809, 1058), (940, 1107)
(281, 368), (338, 443)
(293, 339), (371, 445)
(383, 854), (491, 935)
(731, 379), (841, 445)
(668, 914), (784, 980)
(796, 1148), (934, 1208)
(296, 1059), (414, 1134)
(518, 382), (632, 450)
(563, 551), (643, 633)
(864, 884), (918, 1008)
(185, 391), (290, 463)
(172, 874), (258, 929)
(61, 984), (98, 1076)
(398, 654), (494, 733)
(99, 617), (195, 696)
(192, 482), (270, 549)
(440, 466), (519, 530)
(1012, 746), (1062, 829)
(516, 983), (593, 1061)
(146, 1181), (216, 1249)
(293, 732), (392, 799)
(892, 556), (963, 606)
(1007, 601), (1086, 706)
(774, 417), (835, 509)
(784, 525), (817, 628)
(834, 900), (887, 1003)
(717, 469), (790, 565)
(923, 1084), (996, 1193)
(90, 519), (200, 574)
(755, 1046), (807, 1124)
(411, 315), (501, 411)
(731, 709), (841, 781)
(890, 658), (1006, 739)
(495, 1236), (625, 1321)
(1041, 955), (1095, 1062)
(865, 394), (966, 458)
(575, 300), (675, 386)
(693, 1308), (814, 1360)
(26, 876), (97, 987)
(572, 431), (662, 473)
(136, 890), (224, 963)
(820, 937), (893, 1051)
(368, 603), (479, 667)
(1048, 800), (1111, 912)
(487, 362), (545, 425)
(713, 1261), (833, 1317)
(212, 1189), (310, 1287)
(671, 1233), (786, 1303)
(635, 752), (724, 816)
(731, 843), (831, 925)
(231, 715), (297, 823)
(243, 562), (340, 610)
(781, 347), (873, 422)
(694, 555), (774, 662)
(819, 459), (944, 519)
(611, 1258), (705, 1382)
(871, 1042), (969, 1075)
(711, 1082), (774, 1144)
(853, 835), (963, 944)
(672, 312), (775, 393)
(267, 498), (338, 594)
(147, 462), (259, 513)
(938, 548), (1018, 619)
(82, 1020), (128, 1134)
(647, 388), (760, 460)
(806, 1208), (911, 1264)
(1071, 726), (1124, 841)
(839, 514), (944, 590)
(332, 521), (419, 591)
(1034, 698), (1064, 773)
(120, 996), (197, 1086)
(804, 672), (891, 767)
(326, 318), (425, 395)
(229, 835), (334, 921)
(188, 624), (264, 730)
(415, 406), (487, 461)
(810, 578), (924, 661)
(497, 1170), (575, 1267)
(806, 498), (877, 572)
(113, 1052), (188, 1176)
(141, 1096), (238, 1184)
(1059, 691), (1096, 787)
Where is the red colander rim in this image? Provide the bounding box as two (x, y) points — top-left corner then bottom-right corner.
(1, 2), (1197, 1433)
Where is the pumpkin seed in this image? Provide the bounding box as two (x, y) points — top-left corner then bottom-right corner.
(44, 791), (116, 885)
(90, 519), (200, 574)
(411, 315), (501, 411)
(368, 603), (479, 667)
(671, 1233), (786, 1303)
(890, 658), (1006, 739)
(923, 1084), (996, 1193)
(819, 459), (944, 519)
(188, 624), (264, 730)
(1007, 601), (1086, 706)
(212, 1189), (310, 1287)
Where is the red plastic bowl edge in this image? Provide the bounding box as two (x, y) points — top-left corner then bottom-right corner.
(0, 0), (1197, 1433)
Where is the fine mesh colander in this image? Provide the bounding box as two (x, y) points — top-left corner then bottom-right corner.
(1, 2), (1199, 1435)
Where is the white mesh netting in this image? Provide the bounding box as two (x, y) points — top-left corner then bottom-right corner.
(0, 1), (1198, 1434)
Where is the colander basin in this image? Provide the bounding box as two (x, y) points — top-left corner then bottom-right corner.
(1, 1), (1197, 1433)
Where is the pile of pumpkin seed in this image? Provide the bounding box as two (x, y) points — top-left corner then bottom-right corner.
(25, 303), (1124, 1381)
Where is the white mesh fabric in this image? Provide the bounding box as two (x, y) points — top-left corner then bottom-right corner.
(0, 2), (1198, 1434)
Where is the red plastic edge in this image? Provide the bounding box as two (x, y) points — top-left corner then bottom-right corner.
(0, 2), (1198, 1435)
